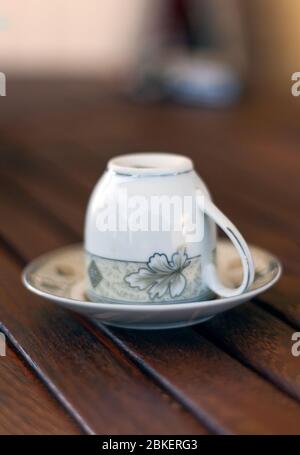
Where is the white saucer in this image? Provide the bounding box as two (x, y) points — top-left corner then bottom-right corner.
(22, 241), (281, 330)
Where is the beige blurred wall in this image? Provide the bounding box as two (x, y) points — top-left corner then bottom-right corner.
(0, 1), (159, 76)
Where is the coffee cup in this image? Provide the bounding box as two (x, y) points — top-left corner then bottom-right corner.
(85, 153), (254, 304)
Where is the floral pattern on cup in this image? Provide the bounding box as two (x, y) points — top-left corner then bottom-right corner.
(124, 249), (191, 300)
(85, 250), (208, 303)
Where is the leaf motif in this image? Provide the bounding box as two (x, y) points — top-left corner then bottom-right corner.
(169, 272), (186, 298)
(148, 274), (173, 300)
(148, 253), (174, 274)
(124, 268), (155, 290)
(124, 248), (191, 300)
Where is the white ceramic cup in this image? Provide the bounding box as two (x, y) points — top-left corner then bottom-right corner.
(85, 153), (254, 304)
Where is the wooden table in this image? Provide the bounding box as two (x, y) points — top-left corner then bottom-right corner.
(0, 79), (299, 435)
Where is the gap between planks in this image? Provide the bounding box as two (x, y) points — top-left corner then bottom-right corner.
(0, 321), (94, 435)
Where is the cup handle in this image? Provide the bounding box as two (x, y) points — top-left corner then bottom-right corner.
(201, 199), (255, 297)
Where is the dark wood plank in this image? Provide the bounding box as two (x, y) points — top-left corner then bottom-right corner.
(0, 78), (115, 123)
(255, 276), (300, 330)
(0, 344), (81, 435)
(1, 167), (300, 434)
(199, 304), (300, 401)
(0, 250), (205, 435)
(100, 324), (300, 435)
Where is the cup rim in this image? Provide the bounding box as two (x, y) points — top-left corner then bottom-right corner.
(108, 153), (193, 176)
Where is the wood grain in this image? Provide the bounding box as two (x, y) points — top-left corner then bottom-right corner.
(255, 276), (300, 330)
(0, 250), (205, 435)
(101, 324), (300, 435)
(200, 305), (300, 401)
(0, 344), (80, 435)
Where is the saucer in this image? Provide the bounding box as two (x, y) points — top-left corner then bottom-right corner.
(22, 241), (281, 330)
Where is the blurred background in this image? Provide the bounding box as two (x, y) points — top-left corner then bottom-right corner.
(0, 0), (299, 97)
